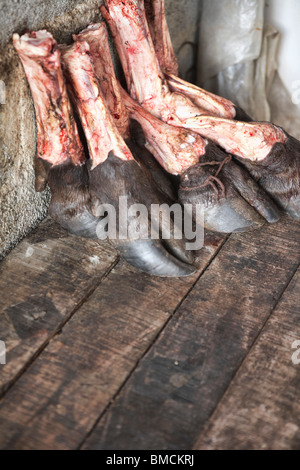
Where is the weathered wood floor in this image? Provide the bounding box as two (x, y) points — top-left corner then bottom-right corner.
(0, 215), (299, 450)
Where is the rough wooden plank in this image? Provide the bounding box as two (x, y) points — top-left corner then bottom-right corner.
(0, 218), (118, 395)
(0, 230), (224, 450)
(195, 267), (300, 450)
(82, 216), (300, 450)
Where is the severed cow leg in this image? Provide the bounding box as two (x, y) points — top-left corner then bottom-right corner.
(137, 1), (298, 218)
(74, 23), (193, 264)
(178, 115), (300, 220)
(13, 31), (100, 238)
(121, 88), (270, 233)
(61, 40), (195, 277)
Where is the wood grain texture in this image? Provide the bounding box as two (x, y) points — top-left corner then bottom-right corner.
(195, 267), (300, 450)
(0, 218), (118, 395)
(82, 216), (300, 450)
(0, 230), (224, 450)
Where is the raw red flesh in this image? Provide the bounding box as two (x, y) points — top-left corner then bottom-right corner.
(73, 23), (130, 139)
(100, 4), (132, 93)
(120, 86), (207, 175)
(103, 1), (289, 163)
(61, 41), (134, 168)
(13, 31), (85, 167)
(144, 0), (178, 76)
(143, 0), (237, 119)
(103, 0), (205, 121)
(176, 115), (287, 162)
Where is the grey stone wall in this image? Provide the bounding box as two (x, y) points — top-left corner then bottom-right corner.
(0, 0), (201, 259)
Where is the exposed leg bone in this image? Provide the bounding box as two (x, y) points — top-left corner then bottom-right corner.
(75, 24), (196, 264)
(178, 115), (300, 219)
(73, 23), (130, 139)
(120, 85), (207, 176)
(103, 0), (253, 125)
(100, 3), (132, 93)
(61, 41), (132, 168)
(61, 40), (195, 277)
(102, 0), (205, 121)
(175, 116), (287, 162)
(144, 0), (178, 76)
(143, 0), (252, 121)
(13, 31), (99, 238)
(166, 73), (237, 120)
(13, 31), (84, 167)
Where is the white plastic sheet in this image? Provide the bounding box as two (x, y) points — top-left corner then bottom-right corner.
(198, 0), (300, 139)
(198, 0), (264, 83)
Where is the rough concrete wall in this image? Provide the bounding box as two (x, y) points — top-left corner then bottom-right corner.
(0, 0), (201, 259)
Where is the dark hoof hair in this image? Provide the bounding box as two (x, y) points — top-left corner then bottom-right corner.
(238, 133), (300, 220)
(47, 160), (99, 238)
(88, 153), (196, 276)
(179, 143), (264, 233)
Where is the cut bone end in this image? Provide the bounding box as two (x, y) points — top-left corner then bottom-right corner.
(166, 73), (236, 120)
(74, 23), (105, 36)
(72, 23), (108, 47)
(13, 30), (57, 58)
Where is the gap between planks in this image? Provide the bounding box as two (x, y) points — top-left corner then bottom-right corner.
(193, 260), (300, 448)
(81, 215), (300, 450)
(78, 234), (229, 450)
(194, 265), (300, 450)
(0, 218), (120, 398)
(0, 228), (226, 449)
(0, 255), (120, 402)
